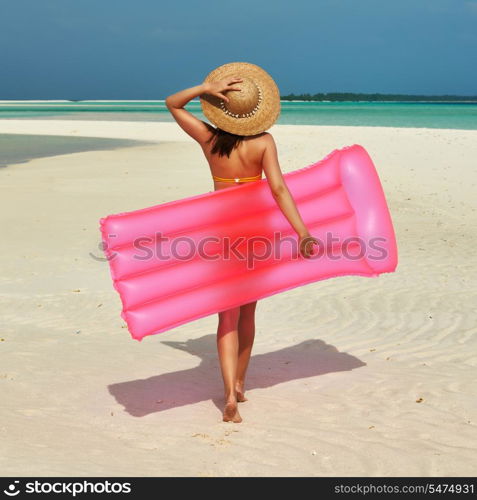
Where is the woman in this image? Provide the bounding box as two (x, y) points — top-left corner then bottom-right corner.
(165, 62), (318, 423)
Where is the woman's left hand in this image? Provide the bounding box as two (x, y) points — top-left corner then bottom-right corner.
(203, 77), (243, 103)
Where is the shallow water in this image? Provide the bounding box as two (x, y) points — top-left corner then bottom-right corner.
(1, 100), (476, 129)
(0, 134), (152, 167)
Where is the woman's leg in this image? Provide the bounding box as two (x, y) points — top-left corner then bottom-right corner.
(217, 306), (242, 422)
(236, 301), (257, 402)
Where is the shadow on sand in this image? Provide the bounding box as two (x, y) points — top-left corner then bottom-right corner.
(108, 334), (365, 417)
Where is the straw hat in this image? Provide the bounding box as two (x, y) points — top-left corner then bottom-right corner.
(200, 62), (281, 136)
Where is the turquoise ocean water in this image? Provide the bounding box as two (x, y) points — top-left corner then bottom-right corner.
(1, 100), (475, 167)
(1, 100), (477, 130)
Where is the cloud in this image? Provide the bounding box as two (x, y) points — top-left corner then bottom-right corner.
(465, 1), (477, 13)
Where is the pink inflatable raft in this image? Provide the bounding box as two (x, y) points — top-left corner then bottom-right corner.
(99, 144), (397, 341)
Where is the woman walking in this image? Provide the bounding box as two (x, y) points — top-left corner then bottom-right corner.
(165, 62), (317, 423)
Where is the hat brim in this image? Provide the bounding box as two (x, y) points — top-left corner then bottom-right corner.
(200, 62), (280, 136)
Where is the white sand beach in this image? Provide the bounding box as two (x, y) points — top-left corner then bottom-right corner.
(1, 119), (476, 476)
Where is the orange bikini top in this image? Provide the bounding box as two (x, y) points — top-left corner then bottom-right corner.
(212, 173), (262, 184)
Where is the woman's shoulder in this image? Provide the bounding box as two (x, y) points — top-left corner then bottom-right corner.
(243, 132), (271, 155)
(256, 131), (274, 142)
(246, 131), (273, 144)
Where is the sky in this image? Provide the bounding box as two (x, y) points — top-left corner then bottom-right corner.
(1, 0), (477, 99)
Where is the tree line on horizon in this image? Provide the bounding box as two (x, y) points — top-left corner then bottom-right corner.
(280, 92), (477, 102)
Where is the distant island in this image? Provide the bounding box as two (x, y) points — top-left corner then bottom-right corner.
(280, 93), (477, 102)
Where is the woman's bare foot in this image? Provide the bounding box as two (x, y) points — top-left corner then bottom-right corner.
(223, 400), (242, 423)
(235, 382), (248, 402)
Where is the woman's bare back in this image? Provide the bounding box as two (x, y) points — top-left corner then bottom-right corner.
(201, 133), (268, 190)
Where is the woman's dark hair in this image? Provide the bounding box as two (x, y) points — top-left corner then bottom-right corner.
(204, 123), (245, 158)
